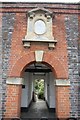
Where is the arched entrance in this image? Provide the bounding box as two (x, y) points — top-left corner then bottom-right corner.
(21, 62), (56, 119)
(8, 51), (68, 78)
(5, 51), (70, 119)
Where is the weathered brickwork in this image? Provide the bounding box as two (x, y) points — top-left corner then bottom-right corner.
(2, 12), (15, 118)
(78, 14), (80, 117)
(0, 2), (80, 119)
(4, 85), (22, 118)
(56, 86), (70, 118)
(65, 15), (79, 117)
(0, 12), (2, 119)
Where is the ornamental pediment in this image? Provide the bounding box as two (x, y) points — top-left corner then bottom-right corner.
(22, 8), (57, 49)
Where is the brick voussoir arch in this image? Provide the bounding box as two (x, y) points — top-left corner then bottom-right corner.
(8, 51), (35, 77)
(43, 52), (68, 79)
(9, 51), (68, 79)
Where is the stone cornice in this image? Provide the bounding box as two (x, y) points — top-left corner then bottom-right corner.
(55, 79), (70, 86)
(6, 77), (23, 85)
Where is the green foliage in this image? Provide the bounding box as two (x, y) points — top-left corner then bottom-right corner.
(34, 79), (44, 99)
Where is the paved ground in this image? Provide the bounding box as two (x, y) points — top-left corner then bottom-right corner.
(21, 100), (56, 120)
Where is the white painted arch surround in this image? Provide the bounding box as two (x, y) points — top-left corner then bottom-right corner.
(21, 72), (56, 109)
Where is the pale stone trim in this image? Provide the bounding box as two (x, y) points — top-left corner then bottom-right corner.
(35, 50), (44, 62)
(6, 77), (24, 85)
(55, 79), (70, 86)
(22, 8), (57, 49)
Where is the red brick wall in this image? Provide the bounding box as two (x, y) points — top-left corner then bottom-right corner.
(4, 85), (22, 118)
(56, 86), (70, 118)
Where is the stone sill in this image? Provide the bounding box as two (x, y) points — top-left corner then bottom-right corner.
(22, 39), (57, 48)
(22, 39), (57, 43)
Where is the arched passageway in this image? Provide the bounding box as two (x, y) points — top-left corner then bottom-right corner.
(5, 52), (70, 119)
(21, 62), (56, 119)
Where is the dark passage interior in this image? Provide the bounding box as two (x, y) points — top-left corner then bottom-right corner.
(21, 63), (56, 119)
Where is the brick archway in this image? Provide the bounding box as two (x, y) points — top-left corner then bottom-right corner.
(5, 51), (70, 119)
(8, 51), (68, 79)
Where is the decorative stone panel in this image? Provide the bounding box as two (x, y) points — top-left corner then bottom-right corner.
(22, 8), (57, 48)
